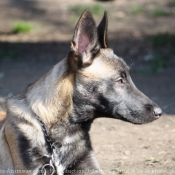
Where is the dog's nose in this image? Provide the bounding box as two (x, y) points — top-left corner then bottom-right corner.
(153, 107), (162, 119)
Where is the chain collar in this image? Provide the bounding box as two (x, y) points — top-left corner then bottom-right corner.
(35, 115), (57, 175)
(35, 115), (54, 154)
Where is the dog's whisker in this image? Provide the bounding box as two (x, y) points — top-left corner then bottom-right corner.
(130, 62), (135, 69)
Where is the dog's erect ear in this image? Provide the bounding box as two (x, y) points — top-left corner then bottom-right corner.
(97, 10), (108, 48)
(68, 10), (100, 71)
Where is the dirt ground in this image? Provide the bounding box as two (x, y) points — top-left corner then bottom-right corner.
(0, 0), (175, 174)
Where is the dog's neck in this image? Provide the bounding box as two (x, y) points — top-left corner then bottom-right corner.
(26, 58), (97, 128)
(26, 58), (74, 126)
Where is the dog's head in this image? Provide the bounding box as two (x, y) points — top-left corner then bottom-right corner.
(68, 10), (162, 124)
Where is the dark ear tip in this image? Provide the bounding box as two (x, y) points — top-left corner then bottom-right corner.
(97, 10), (108, 49)
(104, 10), (108, 20)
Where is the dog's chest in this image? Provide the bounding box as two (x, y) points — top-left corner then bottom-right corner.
(50, 122), (86, 147)
(46, 122), (92, 172)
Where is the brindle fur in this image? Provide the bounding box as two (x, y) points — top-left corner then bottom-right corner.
(0, 11), (162, 175)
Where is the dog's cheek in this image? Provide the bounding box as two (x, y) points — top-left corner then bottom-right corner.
(96, 83), (121, 115)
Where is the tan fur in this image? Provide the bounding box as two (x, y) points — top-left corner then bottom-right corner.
(0, 98), (7, 124)
(68, 48), (80, 72)
(26, 58), (74, 126)
(0, 111), (6, 122)
(4, 122), (27, 174)
(0, 57), (74, 174)
(58, 73), (74, 120)
(78, 49), (117, 81)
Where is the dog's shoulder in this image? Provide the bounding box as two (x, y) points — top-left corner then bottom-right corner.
(6, 94), (32, 121)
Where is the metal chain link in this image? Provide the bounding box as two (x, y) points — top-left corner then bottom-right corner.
(35, 115), (57, 175)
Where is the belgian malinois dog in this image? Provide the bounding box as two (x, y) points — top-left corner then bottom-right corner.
(0, 10), (162, 175)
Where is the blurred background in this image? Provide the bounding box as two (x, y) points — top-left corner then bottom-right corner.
(0, 1), (175, 174)
(0, 0), (175, 114)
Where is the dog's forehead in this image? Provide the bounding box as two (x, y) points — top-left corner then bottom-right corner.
(101, 48), (128, 65)
(80, 48), (129, 80)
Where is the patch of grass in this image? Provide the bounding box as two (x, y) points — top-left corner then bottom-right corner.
(131, 6), (145, 15)
(0, 49), (19, 60)
(111, 168), (126, 175)
(145, 157), (160, 163)
(148, 33), (175, 72)
(137, 33), (174, 74)
(136, 52), (170, 74)
(12, 21), (33, 34)
(152, 8), (170, 17)
(150, 33), (175, 69)
(111, 168), (118, 173)
(118, 170), (126, 174)
(151, 33), (175, 47)
(96, 0), (114, 1)
(168, 0), (175, 7)
(136, 69), (153, 75)
(151, 53), (168, 72)
(0, 44), (24, 61)
(69, 4), (104, 16)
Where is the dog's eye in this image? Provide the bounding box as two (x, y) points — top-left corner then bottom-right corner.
(116, 78), (123, 84)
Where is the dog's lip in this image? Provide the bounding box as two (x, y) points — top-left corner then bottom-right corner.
(117, 114), (144, 125)
(117, 114), (132, 123)
(154, 115), (161, 119)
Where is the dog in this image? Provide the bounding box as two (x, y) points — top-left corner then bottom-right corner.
(0, 10), (162, 175)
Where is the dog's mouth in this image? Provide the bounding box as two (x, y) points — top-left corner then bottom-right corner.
(95, 111), (150, 125)
(96, 111), (142, 124)
(116, 113), (145, 125)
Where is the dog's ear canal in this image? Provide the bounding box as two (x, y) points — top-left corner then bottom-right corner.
(68, 10), (100, 71)
(97, 10), (108, 48)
